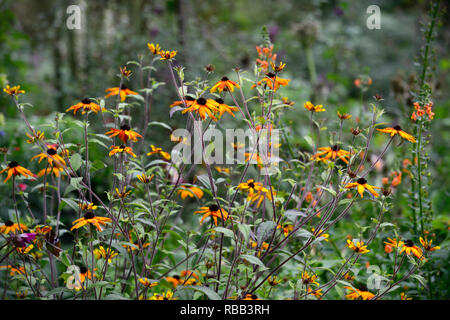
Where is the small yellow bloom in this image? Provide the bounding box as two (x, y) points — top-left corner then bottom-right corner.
(93, 246), (118, 263)
(177, 185), (204, 200)
(345, 177), (380, 198)
(159, 50), (177, 61)
(304, 101), (325, 112)
(147, 145), (171, 161)
(346, 239), (370, 254)
(377, 125), (416, 143)
(3, 85), (25, 96)
(147, 43), (161, 55)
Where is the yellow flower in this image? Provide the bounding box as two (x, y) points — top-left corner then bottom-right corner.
(210, 76), (240, 93)
(301, 271), (319, 287)
(420, 236), (440, 252)
(150, 290), (177, 300)
(181, 97), (220, 121)
(267, 275), (282, 286)
(250, 240), (269, 257)
(137, 173), (154, 184)
(70, 212), (112, 232)
(0, 161), (34, 183)
(147, 145), (171, 161)
(210, 98), (239, 118)
(115, 187), (132, 198)
(337, 111), (352, 120)
(78, 202), (98, 211)
(377, 125), (416, 143)
(105, 124), (143, 144)
(215, 166), (230, 174)
(345, 177), (380, 198)
(66, 98), (103, 115)
(159, 50), (177, 61)
(312, 227), (329, 242)
(308, 287), (323, 299)
(109, 145), (137, 158)
(3, 85), (25, 96)
(177, 186), (204, 200)
(0, 220), (27, 234)
(344, 286), (375, 300)
(400, 240), (424, 260)
(304, 101), (325, 112)
(195, 205), (229, 226)
(0, 265), (25, 276)
(277, 223), (293, 237)
(253, 72), (290, 91)
(139, 278), (158, 288)
(147, 43), (161, 55)
(93, 246), (118, 263)
(270, 61), (286, 72)
(346, 239), (370, 254)
(31, 145), (66, 168)
(26, 131), (45, 144)
(311, 145), (350, 164)
(105, 84), (138, 102)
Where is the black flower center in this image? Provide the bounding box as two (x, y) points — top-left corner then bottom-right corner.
(185, 96), (195, 101)
(266, 72), (275, 78)
(83, 211), (95, 220)
(209, 204), (219, 212)
(357, 177), (367, 184)
(8, 161), (18, 168)
(120, 145), (126, 150)
(393, 125), (402, 131)
(251, 294), (258, 299)
(79, 266), (87, 274)
(248, 182), (255, 189)
(5, 220), (14, 227)
(404, 240), (414, 247)
(120, 84), (128, 90)
(81, 98), (91, 104)
(120, 124), (131, 131)
(332, 145), (338, 151)
(221, 76), (229, 81)
(196, 98), (207, 105)
(215, 98), (224, 104)
(47, 148), (57, 155)
(173, 275), (180, 280)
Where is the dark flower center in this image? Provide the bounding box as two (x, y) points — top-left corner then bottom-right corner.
(215, 98), (224, 104)
(120, 84), (128, 90)
(8, 161), (18, 168)
(119, 145), (126, 150)
(248, 182), (255, 189)
(173, 275), (180, 280)
(120, 124), (131, 131)
(79, 266), (87, 274)
(185, 96), (195, 101)
(5, 220), (14, 227)
(81, 98), (91, 104)
(83, 211), (95, 220)
(196, 98), (207, 105)
(209, 204), (219, 212)
(393, 125), (402, 131)
(221, 76), (229, 81)
(404, 240), (414, 247)
(332, 145), (338, 151)
(251, 294), (258, 299)
(266, 72), (275, 78)
(47, 148), (57, 155)
(357, 178), (367, 184)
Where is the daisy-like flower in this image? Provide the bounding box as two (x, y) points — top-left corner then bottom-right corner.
(109, 145), (137, 158)
(105, 124), (143, 143)
(345, 177), (380, 198)
(249, 240), (269, 257)
(242, 294), (260, 300)
(78, 266), (93, 284)
(377, 125), (416, 143)
(139, 277), (158, 288)
(177, 185), (204, 200)
(344, 286), (375, 300)
(115, 187), (132, 198)
(215, 166), (230, 174)
(210, 76), (240, 93)
(267, 275), (282, 286)
(37, 166), (64, 178)
(308, 287), (323, 299)
(147, 43), (161, 55)
(147, 145), (171, 161)
(3, 85), (25, 96)
(105, 84), (138, 102)
(400, 240), (424, 260)
(277, 223), (294, 237)
(94, 246), (118, 263)
(0, 161), (34, 183)
(270, 61), (286, 72)
(181, 97), (220, 121)
(79, 202), (98, 211)
(16, 244), (33, 254)
(159, 50), (177, 61)
(343, 272), (355, 281)
(384, 237), (403, 252)
(347, 239), (370, 254)
(170, 95), (196, 108)
(237, 179), (265, 199)
(253, 72), (290, 92)
(66, 98), (103, 115)
(301, 271), (319, 287)
(312, 227), (329, 242)
(26, 131), (45, 144)
(137, 173), (154, 184)
(0, 220), (27, 234)
(400, 292), (412, 300)
(337, 111), (352, 120)
(119, 66), (132, 78)
(0, 265), (25, 276)
(311, 145), (350, 164)
(31, 145), (66, 168)
(211, 98), (239, 118)
(195, 204), (229, 226)
(419, 236), (440, 252)
(150, 290), (177, 300)
(70, 211), (112, 232)
(304, 101), (326, 112)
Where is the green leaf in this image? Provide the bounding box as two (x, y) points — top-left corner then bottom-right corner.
(240, 254), (267, 270)
(256, 221), (276, 246)
(181, 285), (221, 300)
(70, 153), (82, 172)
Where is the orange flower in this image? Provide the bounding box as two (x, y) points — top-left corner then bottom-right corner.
(181, 97), (220, 121)
(195, 205), (229, 226)
(66, 98), (103, 115)
(0, 161), (34, 183)
(147, 43), (161, 55)
(400, 240), (424, 260)
(345, 177), (380, 198)
(337, 111), (352, 120)
(109, 145), (137, 158)
(344, 286), (375, 300)
(311, 145), (350, 164)
(0, 220), (27, 234)
(105, 124), (143, 143)
(70, 212), (112, 232)
(3, 85), (25, 96)
(159, 50), (177, 61)
(253, 72), (290, 91)
(105, 84), (138, 102)
(31, 145), (66, 168)
(177, 186), (204, 200)
(377, 125), (416, 143)
(211, 98), (239, 118)
(210, 76), (240, 93)
(147, 145), (171, 161)
(346, 239), (370, 254)
(170, 95), (196, 108)
(304, 101), (325, 112)
(419, 236), (440, 252)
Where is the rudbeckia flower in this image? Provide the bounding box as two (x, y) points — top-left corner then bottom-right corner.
(195, 205), (229, 226)
(31, 145), (66, 168)
(242, 294), (260, 300)
(115, 187), (132, 198)
(147, 43), (161, 55)
(93, 246), (118, 263)
(16, 244), (34, 254)
(237, 179), (270, 202)
(26, 131), (45, 144)
(139, 277), (158, 288)
(312, 227), (329, 242)
(346, 239), (370, 254)
(277, 223), (294, 237)
(0, 161), (34, 183)
(304, 101), (326, 112)
(66, 98), (103, 115)
(0, 265), (25, 276)
(345, 178), (380, 198)
(210, 76), (240, 93)
(37, 166), (64, 178)
(105, 124), (143, 143)
(147, 145), (171, 161)
(78, 202), (98, 211)
(3, 85), (25, 96)
(311, 145), (350, 164)
(400, 240), (424, 260)
(109, 145), (137, 158)
(337, 111), (352, 120)
(253, 72), (290, 92)
(105, 84), (138, 102)
(159, 50), (177, 61)
(0, 220), (27, 234)
(344, 286), (375, 300)
(270, 61), (286, 72)
(170, 95), (196, 108)
(78, 266), (93, 284)
(377, 125), (416, 143)
(420, 236), (440, 252)
(301, 271), (319, 287)
(215, 166), (230, 174)
(181, 97), (220, 121)
(137, 173), (154, 184)
(267, 275), (282, 286)
(250, 240), (269, 257)
(70, 211), (112, 232)
(400, 292), (412, 300)
(177, 185), (204, 200)
(211, 98), (239, 118)
(150, 290), (177, 300)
